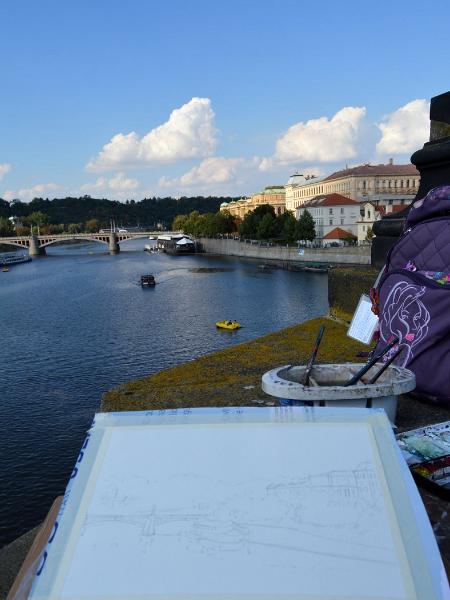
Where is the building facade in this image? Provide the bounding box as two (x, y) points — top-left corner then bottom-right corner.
(356, 201), (410, 243)
(220, 185), (286, 219)
(296, 193), (360, 240)
(285, 161), (420, 212)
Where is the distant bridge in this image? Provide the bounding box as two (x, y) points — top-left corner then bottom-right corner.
(0, 231), (179, 256)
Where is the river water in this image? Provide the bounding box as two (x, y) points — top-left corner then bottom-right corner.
(0, 239), (328, 546)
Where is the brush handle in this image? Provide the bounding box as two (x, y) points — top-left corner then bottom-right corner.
(301, 325), (325, 386)
(344, 336), (399, 387)
(368, 346), (404, 384)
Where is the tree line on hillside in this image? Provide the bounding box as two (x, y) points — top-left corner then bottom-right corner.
(173, 204), (316, 242)
(0, 195), (238, 236)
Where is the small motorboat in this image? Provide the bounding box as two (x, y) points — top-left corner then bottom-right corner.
(141, 274), (155, 287)
(216, 320), (241, 330)
(2, 266), (9, 272)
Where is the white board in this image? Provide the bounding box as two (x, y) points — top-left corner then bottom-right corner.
(347, 293), (379, 345)
(29, 407), (448, 600)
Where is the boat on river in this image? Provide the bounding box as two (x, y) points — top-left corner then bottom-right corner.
(0, 253), (32, 267)
(216, 320), (241, 330)
(141, 275), (155, 287)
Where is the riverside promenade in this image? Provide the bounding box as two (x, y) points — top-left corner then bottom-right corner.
(199, 237), (370, 266)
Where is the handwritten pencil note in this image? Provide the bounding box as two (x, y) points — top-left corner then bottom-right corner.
(347, 293), (378, 345)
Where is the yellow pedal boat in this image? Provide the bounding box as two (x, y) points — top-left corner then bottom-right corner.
(216, 320), (241, 330)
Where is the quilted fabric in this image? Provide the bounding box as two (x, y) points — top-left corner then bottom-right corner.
(388, 219), (450, 271)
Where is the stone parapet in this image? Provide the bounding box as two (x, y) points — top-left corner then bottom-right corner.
(199, 238), (371, 266)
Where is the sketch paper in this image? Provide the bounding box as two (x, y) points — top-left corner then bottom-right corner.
(348, 293), (379, 344)
(29, 407), (448, 600)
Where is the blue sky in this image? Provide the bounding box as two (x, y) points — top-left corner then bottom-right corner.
(1, 0), (449, 201)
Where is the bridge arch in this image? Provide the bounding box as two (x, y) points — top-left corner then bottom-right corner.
(39, 235), (110, 248)
(0, 238), (29, 249)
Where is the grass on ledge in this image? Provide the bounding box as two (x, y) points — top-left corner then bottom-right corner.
(101, 316), (369, 412)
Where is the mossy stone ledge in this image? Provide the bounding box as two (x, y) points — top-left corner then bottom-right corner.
(101, 316), (368, 412)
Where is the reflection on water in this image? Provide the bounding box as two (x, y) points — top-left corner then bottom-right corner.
(188, 267), (235, 273)
(0, 239), (328, 546)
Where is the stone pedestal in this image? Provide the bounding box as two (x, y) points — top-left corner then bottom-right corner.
(28, 235), (46, 256)
(372, 91), (450, 268)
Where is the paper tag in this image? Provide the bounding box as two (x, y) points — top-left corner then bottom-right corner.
(347, 294), (378, 345)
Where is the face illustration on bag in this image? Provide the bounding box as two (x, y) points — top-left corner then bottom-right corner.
(380, 281), (430, 366)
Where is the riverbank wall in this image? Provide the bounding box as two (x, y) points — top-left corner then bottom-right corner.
(198, 237), (371, 266)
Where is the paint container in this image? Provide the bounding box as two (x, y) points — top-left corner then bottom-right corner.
(261, 363), (416, 422)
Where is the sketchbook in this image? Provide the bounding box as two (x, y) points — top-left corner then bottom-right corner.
(29, 407), (448, 600)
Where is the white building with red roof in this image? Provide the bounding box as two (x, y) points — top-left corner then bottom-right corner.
(322, 227), (357, 246)
(296, 193), (360, 241)
(285, 160), (419, 212)
(357, 201), (411, 243)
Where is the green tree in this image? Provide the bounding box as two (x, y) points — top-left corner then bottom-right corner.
(0, 217), (14, 236)
(172, 214), (188, 231)
(67, 223), (83, 234)
(182, 211), (201, 235)
(16, 225), (30, 236)
(296, 210), (316, 242)
(26, 211), (48, 229)
(240, 204), (275, 238)
(200, 213), (218, 236)
(85, 218), (100, 232)
(256, 213), (277, 239)
(214, 210), (236, 234)
(275, 211), (297, 242)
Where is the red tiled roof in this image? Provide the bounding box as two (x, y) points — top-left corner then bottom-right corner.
(322, 163), (419, 182)
(377, 203), (410, 216)
(323, 227), (357, 240)
(301, 193), (359, 208)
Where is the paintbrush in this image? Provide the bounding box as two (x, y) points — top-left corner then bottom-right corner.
(368, 346), (404, 384)
(300, 325), (325, 386)
(343, 336), (399, 387)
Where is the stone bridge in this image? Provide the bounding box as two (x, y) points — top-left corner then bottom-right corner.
(0, 231), (173, 256)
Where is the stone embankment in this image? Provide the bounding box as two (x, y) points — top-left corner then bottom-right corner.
(198, 237), (371, 266)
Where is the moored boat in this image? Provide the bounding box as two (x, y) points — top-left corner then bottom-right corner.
(0, 253), (32, 267)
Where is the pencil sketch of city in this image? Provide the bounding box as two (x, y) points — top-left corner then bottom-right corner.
(57, 424), (410, 599)
(79, 460), (395, 567)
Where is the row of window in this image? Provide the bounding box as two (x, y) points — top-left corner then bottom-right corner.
(291, 177), (419, 199)
(314, 218), (349, 226)
(360, 179), (419, 190)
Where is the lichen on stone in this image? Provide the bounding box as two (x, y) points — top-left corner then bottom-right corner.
(101, 316), (368, 412)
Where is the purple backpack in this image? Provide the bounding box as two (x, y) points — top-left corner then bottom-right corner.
(374, 185), (450, 404)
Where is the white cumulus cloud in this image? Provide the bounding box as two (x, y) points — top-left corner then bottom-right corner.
(87, 98), (218, 172)
(159, 157), (251, 189)
(0, 163), (11, 181)
(376, 99), (430, 155)
(3, 182), (62, 202)
(266, 106), (366, 167)
(81, 172), (138, 193)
